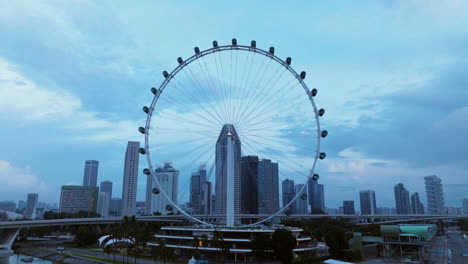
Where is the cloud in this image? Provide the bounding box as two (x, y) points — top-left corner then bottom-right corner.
(0, 160), (48, 191)
(0, 58), (140, 143)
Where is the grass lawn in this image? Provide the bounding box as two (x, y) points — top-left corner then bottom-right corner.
(71, 252), (126, 264)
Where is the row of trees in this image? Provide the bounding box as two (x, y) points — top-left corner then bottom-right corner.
(43, 210), (100, 219)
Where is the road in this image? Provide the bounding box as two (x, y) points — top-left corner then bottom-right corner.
(447, 232), (467, 264)
(64, 247), (169, 264)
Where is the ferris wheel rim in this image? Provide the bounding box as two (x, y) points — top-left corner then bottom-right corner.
(142, 41), (323, 227)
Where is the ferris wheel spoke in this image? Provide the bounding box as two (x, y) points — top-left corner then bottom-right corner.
(201, 56), (230, 123)
(232, 51), (256, 125)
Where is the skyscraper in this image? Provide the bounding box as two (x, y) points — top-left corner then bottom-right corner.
(109, 198), (122, 217)
(308, 178), (325, 213)
(121, 141), (140, 216)
(343, 200), (355, 215)
(190, 164), (207, 214)
(215, 124), (241, 216)
(59, 186), (99, 213)
(97, 191), (111, 217)
(425, 175), (445, 215)
(294, 184), (308, 214)
(410, 192), (425, 215)
(25, 193), (38, 219)
(257, 159), (279, 214)
(83, 160), (99, 187)
(100, 181), (113, 198)
(240, 156), (259, 214)
(146, 162), (179, 215)
(359, 190), (377, 215)
(201, 181), (212, 214)
(394, 183), (411, 215)
(282, 179), (295, 214)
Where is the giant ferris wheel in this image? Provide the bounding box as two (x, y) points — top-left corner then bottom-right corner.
(138, 39), (328, 227)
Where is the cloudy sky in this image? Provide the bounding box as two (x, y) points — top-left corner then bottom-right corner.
(0, 0), (467, 209)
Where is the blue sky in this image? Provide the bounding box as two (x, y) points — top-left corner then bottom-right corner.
(0, 0), (467, 209)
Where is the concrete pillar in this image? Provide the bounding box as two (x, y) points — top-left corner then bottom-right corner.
(0, 228), (20, 254)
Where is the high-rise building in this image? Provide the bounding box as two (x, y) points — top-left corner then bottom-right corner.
(377, 207), (392, 215)
(394, 183), (411, 215)
(410, 192), (425, 215)
(83, 160), (99, 187)
(359, 190), (377, 215)
(17, 200), (26, 210)
(282, 179), (295, 214)
(146, 162), (179, 215)
(109, 198), (122, 217)
(257, 159), (279, 214)
(215, 124), (241, 216)
(97, 192), (111, 217)
(308, 178), (325, 213)
(189, 164), (207, 214)
(240, 156), (259, 214)
(201, 181), (212, 214)
(121, 141), (140, 216)
(463, 198), (468, 216)
(0, 201), (16, 212)
(343, 200), (355, 215)
(294, 184), (308, 214)
(100, 181), (113, 198)
(425, 175), (445, 215)
(59, 186), (98, 213)
(25, 193), (38, 219)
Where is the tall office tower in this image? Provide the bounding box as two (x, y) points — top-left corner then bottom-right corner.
(97, 192), (111, 217)
(211, 194), (216, 214)
(189, 164), (207, 214)
(17, 200), (26, 210)
(201, 181), (212, 214)
(463, 198), (468, 216)
(410, 192), (425, 215)
(83, 160), (99, 187)
(308, 179), (325, 213)
(0, 201), (16, 212)
(394, 183), (411, 215)
(215, 124), (241, 216)
(359, 190), (377, 215)
(146, 162), (179, 215)
(100, 181), (113, 198)
(282, 179), (295, 214)
(294, 184), (308, 214)
(258, 159), (279, 214)
(109, 198), (122, 217)
(343, 200), (355, 215)
(59, 186), (99, 213)
(425, 175), (445, 215)
(121, 141), (140, 216)
(25, 193), (38, 219)
(377, 207), (392, 215)
(240, 156), (259, 214)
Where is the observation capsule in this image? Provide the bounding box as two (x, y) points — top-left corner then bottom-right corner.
(162, 71), (169, 78)
(232, 38), (237, 45)
(286, 57), (292, 65)
(321, 130), (328, 138)
(143, 168), (151, 175)
(138, 127), (146, 134)
(312, 174), (320, 181)
(142, 106), (150, 114)
(165, 204), (173, 211)
(311, 88), (318, 97)
(269, 47), (275, 55)
(319, 152), (326, 160)
(138, 148), (146, 155)
(194, 47), (200, 54)
(177, 57), (183, 65)
(318, 108), (325, 117)
(213, 40), (218, 48)
(152, 188), (160, 195)
(251, 40), (256, 47)
(300, 71), (306, 79)
(151, 87), (158, 95)
(301, 193), (307, 200)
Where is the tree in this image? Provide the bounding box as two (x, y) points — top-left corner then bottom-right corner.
(272, 228), (297, 264)
(251, 233), (273, 261)
(74, 226), (99, 247)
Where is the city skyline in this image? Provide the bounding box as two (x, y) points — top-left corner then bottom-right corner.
(1, 1), (467, 208)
